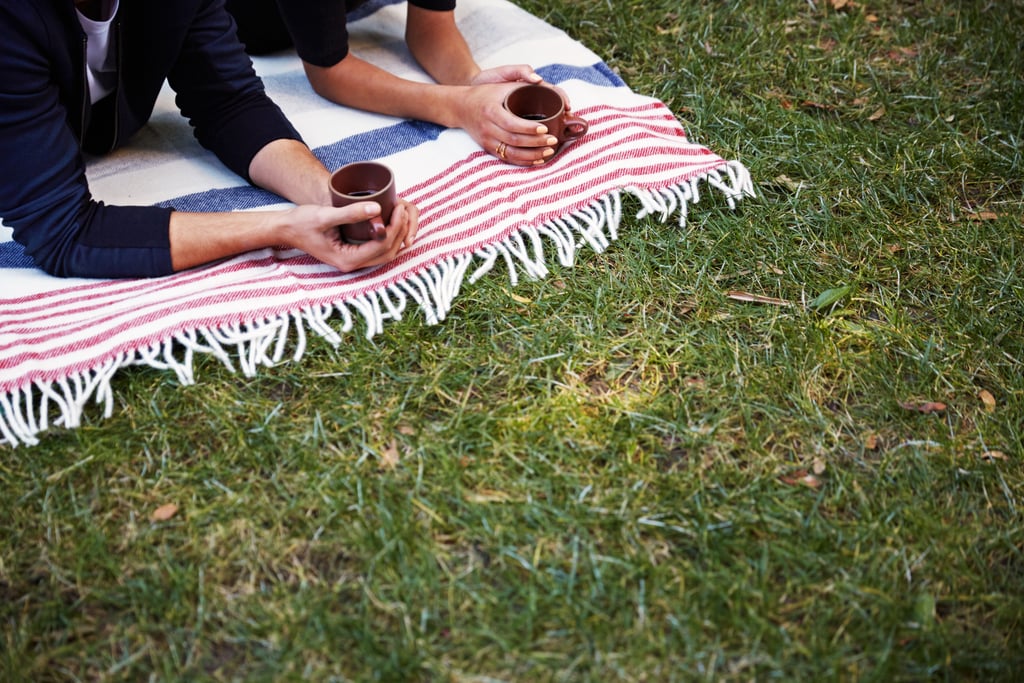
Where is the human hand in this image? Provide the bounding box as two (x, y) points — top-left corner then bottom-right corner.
(469, 65), (572, 110)
(282, 199), (419, 271)
(462, 65), (574, 165)
(454, 82), (557, 166)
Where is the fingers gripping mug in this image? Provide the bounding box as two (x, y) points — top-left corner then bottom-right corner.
(329, 162), (397, 243)
(502, 84), (588, 153)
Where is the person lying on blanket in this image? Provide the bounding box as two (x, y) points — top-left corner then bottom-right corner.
(224, 0), (568, 167)
(0, 0), (418, 279)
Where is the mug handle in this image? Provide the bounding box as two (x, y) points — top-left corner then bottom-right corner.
(562, 115), (589, 140)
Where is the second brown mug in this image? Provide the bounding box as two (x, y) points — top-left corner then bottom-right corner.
(503, 84), (588, 153)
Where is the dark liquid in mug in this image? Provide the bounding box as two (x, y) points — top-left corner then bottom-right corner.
(520, 114), (547, 121)
(346, 189), (376, 197)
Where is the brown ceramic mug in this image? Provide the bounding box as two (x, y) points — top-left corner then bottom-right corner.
(329, 161), (396, 243)
(503, 84), (588, 152)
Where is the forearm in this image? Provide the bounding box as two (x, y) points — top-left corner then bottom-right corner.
(171, 139), (327, 271)
(303, 55), (469, 129)
(168, 200), (420, 274)
(248, 138), (332, 206)
(168, 209), (281, 271)
(169, 139), (332, 271)
(405, 7), (480, 86)
(302, 6), (483, 126)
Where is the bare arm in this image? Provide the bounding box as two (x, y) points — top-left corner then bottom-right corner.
(169, 139), (418, 272)
(302, 8), (558, 165)
(404, 5), (479, 86)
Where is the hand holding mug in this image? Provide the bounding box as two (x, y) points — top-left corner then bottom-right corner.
(329, 161), (397, 243)
(502, 84), (587, 151)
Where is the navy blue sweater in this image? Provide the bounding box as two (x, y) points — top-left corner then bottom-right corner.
(0, 0), (302, 278)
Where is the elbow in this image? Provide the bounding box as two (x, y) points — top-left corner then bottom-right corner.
(18, 230), (81, 278)
(8, 215), (79, 278)
(9, 203), (173, 279)
(301, 59), (347, 104)
(308, 77), (333, 101)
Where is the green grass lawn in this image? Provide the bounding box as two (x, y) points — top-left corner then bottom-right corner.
(2, 0), (1022, 680)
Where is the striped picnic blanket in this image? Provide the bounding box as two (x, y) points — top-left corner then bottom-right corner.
(0, 0), (754, 447)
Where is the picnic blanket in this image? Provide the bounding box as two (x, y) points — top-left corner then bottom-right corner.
(0, 0), (755, 447)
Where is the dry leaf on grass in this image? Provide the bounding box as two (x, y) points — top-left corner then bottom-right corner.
(380, 440), (400, 470)
(726, 291), (794, 307)
(770, 174), (804, 192)
(464, 489), (512, 504)
(981, 451), (1008, 462)
(801, 100), (836, 113)
(864, 432), (879, 450)
(151, 503), (178, 522)
(868, 106), (886, 121)
(683, 376), (706, 389)
(978, 389), (996, 411)
(966, 211), (999, 221)
(780, 470), (823, 489)
(900, 401), (946, 414)
(884, 47), (919, 64)
(503, 288), (532, 304)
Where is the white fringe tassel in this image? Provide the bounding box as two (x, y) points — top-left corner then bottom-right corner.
(1, 164), (755, 447)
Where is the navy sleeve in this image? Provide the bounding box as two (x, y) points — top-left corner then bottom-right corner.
(0, 0), (173, 278)
(274, 0), (457, 69)
(223, 0), (293, 55)
(410, 0), (457, 11)
(274, 0), (352, 68)
(168, 0), (303, 183)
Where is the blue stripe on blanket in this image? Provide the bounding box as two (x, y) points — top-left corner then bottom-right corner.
(157, 118), (445, 212)
(315, 119), (444, 175)
(540, 62), (625, 88)
(0, 241), (35, 268)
